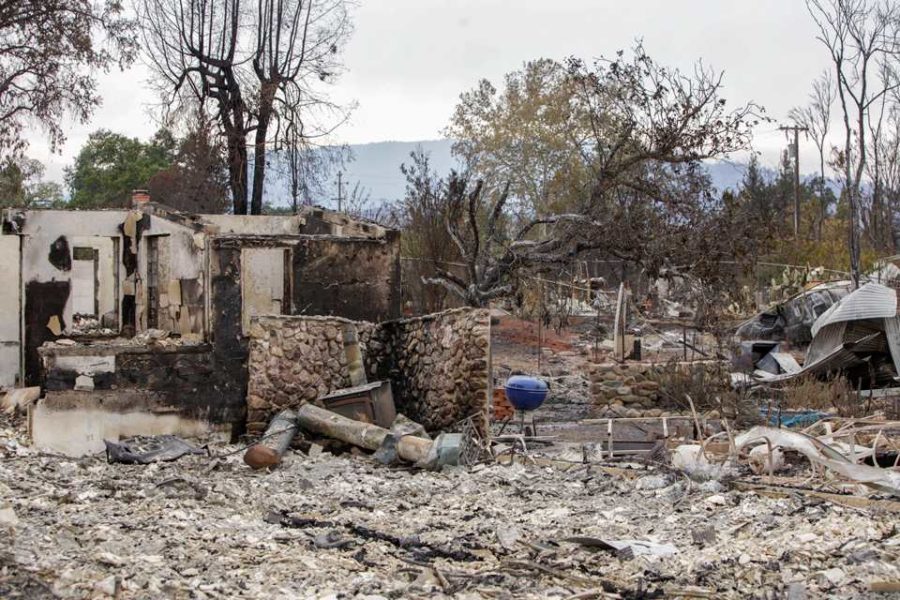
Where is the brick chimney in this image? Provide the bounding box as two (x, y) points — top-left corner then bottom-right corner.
(131, 189), (151, 208)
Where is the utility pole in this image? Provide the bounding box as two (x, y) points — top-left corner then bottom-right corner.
(780, 124), (808, 239)
(336, 171), (343, 213)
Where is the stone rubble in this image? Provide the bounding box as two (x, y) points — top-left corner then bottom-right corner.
(588, 361), (728, 419)
(2, 414), (899, 599)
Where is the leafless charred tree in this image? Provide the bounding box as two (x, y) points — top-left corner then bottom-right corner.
(789, 71), (836, 239)
(422, 177), (513, 307)
(0, 0), (136, 157)
(139, 0), (353, 215)
(807, 0), (900, 286)
(864, 63), (895, 250)
(422, 45), (761, 307)
(880, 102), (900, 248)
(140, 0), (249, 214)
(249, 0), (352, 214)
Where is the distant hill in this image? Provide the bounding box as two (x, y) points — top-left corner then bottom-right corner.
(268, 139), (833, 208)
(342, 139), (459, 203)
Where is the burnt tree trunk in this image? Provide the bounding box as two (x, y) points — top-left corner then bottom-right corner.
(250, 83), (278, 215)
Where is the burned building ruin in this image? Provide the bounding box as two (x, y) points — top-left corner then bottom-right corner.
(0, 196), (422, 453)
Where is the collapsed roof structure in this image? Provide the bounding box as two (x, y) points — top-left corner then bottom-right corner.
(751, 283), (900, 386)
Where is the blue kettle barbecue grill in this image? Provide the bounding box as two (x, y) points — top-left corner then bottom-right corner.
(503, 376), (549, 436)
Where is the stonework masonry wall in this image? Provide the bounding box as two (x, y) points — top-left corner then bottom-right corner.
(247, 315), (375, 433)
(369, 308), (491, 435)
(247, 308), (491, 436)
(589, 360), (728, 418)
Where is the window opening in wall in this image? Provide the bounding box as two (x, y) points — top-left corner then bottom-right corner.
(147, 236), (159, 329)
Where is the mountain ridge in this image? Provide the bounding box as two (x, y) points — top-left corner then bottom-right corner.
(269, 139), (831, 208)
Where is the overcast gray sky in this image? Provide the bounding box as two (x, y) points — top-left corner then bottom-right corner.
(24, 0), (833, 183)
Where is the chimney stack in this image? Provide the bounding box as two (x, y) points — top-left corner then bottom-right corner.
(131, 189), (150, 208)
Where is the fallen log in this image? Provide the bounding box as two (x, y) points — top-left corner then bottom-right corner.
(244, 409), (299, 469)
(296, 403), (433, 464)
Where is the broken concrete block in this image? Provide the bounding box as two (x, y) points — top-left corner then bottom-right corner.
(74, 374), (95, 391)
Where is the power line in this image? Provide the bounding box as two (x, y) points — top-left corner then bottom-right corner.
(336, 171), (343, 212)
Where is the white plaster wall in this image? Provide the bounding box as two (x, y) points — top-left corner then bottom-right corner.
(138, 218), (207, 335)
(71, 235), (116, 317)
(31, 402), (213, 456)
(14, 210), (205, 337)
(20, 211), (126, 280)
(18, 211), (127, 334)
(144, 217), (204, 280)
(241, 247), (284, 333)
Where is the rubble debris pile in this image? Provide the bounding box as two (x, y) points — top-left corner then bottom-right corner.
(4, 414), (900, 598)
(751, 283), (900, 386)
(735, 280), (851, 344)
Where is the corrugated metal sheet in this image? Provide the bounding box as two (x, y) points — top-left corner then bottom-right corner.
(883, 316), (900, 376)
(770, 352), (801, 374)
(806, 321), (846, 365)
(760, 333), (881, 383)
(811, 283), (897, 338)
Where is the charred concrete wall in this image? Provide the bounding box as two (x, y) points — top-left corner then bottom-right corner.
(4, 209), (207, 385)
(38, 342), (244, 425)
(246, 308), (491, 436)
(290, 235), (401, 322)
(211, 234), (400, 327)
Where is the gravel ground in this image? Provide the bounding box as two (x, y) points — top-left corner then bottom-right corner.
(3, 415), (900, 599)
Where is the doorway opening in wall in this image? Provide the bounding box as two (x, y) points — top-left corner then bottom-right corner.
(71, 246), (99, 333)
(69, 237), (120, 336)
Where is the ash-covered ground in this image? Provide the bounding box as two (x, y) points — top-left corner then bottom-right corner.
(2, 415), (899, 599)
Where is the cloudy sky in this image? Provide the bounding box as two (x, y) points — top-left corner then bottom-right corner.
(25, 0), (834, 183)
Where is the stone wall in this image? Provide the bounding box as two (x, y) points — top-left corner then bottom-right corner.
(589, 360), (729, 418)
(370, 308), (491, 434)
(246, 308), (491, 436)
(246, 315), (375, 433)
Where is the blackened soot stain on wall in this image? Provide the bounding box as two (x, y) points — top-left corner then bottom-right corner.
(48, 236), (71, 271)
(24, 280), (70, 385)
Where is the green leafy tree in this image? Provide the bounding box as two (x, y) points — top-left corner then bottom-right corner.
(66, 129), (176, 208)
(0, 0), (137, 157)
(0, 156), (64, 208)
(446, 59), (592, 218)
